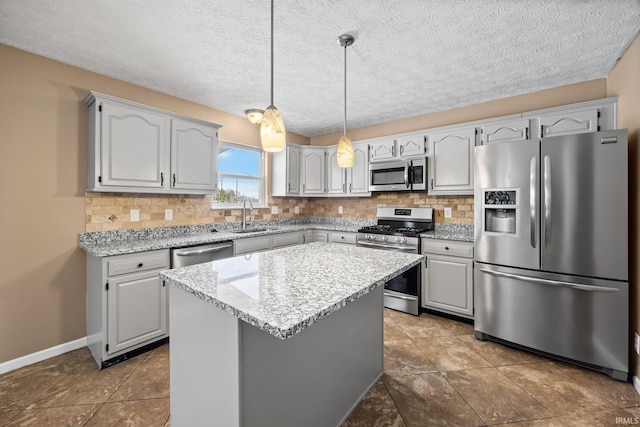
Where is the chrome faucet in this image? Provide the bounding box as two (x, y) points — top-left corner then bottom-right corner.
(241, 198), (254, 230)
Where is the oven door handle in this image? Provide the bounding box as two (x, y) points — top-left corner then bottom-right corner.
(357, 241), (417, 251)
(384, 292), (417, 301)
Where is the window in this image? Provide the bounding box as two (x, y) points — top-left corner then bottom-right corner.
(213, 141), (265, 207)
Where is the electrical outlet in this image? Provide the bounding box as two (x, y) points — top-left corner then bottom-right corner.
(338, 206), (344, 214)
(271, 205), (278, 214)
(130, 209), (139, 222)
(165, 209), (173, 220)
(635, 333), (639, 354)
(294, 206), (300, 214)
(444, 207), (452, 218)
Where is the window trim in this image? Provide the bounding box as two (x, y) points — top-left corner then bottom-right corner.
(213, 141), (266, 209)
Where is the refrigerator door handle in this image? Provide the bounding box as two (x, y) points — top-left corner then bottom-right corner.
(530, 156), (537, 248)
(543, 155), (552, 248)
(479, 269), (619, 293)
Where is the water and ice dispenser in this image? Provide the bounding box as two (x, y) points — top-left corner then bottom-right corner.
(483, 190), (517, 234)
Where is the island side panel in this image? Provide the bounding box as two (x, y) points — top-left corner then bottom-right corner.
(241, 285), (384, 427)
(169, 285), (241, 427)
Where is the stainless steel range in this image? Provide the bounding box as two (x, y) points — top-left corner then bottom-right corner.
(357, 207), (433, 315)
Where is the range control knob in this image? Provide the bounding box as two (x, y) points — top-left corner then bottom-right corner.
(383, 236), (389, 242)
(398, 237), (407, 244)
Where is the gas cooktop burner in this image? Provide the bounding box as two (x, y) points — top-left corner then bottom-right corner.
(358, 224), (432, 237)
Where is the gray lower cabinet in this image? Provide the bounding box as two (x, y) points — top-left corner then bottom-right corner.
(328, 231), (356, 244)
(234, 232), (305, 256)
(87, 249), (170, 368)
(303, 230), (329, 243)
(422, 239), (474, 318)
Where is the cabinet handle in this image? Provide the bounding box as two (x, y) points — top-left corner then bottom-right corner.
(160, 172), (164, 186)
(288, 183), (291, 192)
(445, 247), (449, 250)
(349, 183), (352, 192)
(392, 146), (396, 156)
(173, 174), (176, 187)
(400, 146), (404, 155)
(162, 280), (166, 287)
(342, 183), (345, 192)
(430, 178), (434, 189)
(137, 263), (143, 268)
(525, 127), (529, 139)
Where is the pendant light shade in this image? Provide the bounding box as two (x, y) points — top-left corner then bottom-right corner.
(259, 0), (285, 152)
(260, 105), (286, 152)
(337, 34), (355, 168)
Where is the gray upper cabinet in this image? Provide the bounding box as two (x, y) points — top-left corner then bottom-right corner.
(428, 126), (476, 195)
(327, 146), (347, 195)
(272, 143), (300, 196)
(396, 135), (428, 157)
(480, 118), (530, 144)
(98, 101), (169, 189)
(369, 140), (396, 162)
(84, 91), (221, 195)
(537, 108), (599, 138)
(347, 142), (370, 195)
(171, 118), (218, 191)
(301, 146), (326, 195)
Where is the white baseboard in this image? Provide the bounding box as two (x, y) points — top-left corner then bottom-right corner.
(0, 337), (87, 376)
(633, 375), (640, 395)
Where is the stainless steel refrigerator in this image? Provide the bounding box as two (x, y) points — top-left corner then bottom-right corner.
(474, 129), (628, 381)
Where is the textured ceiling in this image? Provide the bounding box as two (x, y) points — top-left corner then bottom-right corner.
(1, 0), (639, 137)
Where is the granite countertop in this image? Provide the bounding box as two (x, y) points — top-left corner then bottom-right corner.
(159, 242), (424, 340)
(79, 217), (373, 257)
(420, 223), (474, 242)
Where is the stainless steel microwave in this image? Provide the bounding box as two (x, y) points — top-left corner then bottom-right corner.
(369, 158), (427, 192)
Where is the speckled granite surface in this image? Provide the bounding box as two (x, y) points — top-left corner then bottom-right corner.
(160, 242), (424, 340)
(80, 217), (375, 257)
(420, 223), (474, 242)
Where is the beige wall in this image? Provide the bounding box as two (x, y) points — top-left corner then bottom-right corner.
(0, 38), (632, 368)
(607, 34), (640, 378)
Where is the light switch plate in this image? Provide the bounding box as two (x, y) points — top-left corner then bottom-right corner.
(165, 209), (173, 220)
(338, 206), (344, 214)
(444, 207), (452, 218)
(130, 209), (140, 222)
(294, 206), (300, 214)
(271, 205), (278, 214)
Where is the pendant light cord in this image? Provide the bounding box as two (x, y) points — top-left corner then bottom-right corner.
(270, 0), (274, 107)
(343, 42), (347, 136)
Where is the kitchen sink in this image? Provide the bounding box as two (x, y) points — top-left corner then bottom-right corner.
(229, 227), (269, 234)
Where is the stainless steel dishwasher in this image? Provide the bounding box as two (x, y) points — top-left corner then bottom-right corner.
(171, 241), (234, 268)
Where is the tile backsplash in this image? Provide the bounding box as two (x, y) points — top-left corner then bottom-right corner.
(85, 192), (473, 231)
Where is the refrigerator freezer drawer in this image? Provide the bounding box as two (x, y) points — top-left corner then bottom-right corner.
(474, 263), (628, 380)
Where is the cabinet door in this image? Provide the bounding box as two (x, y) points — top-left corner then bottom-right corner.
(539, 108), (598, 138)
(234, 235), (272, 255)
(348, 142), (370, 195)
(369, 140), (396, 161)
(424, 255), (473, 317)
(171, 119), (218, 192)
(327, 147), (347, 194)
(301, 148), (326, 194)
(107, 271), (167, 354)
(287, 144), (301, 194)
(428, 127), (476, 195)
(397, 135), (426, 157)
(100, 102), (169, 188)
(481, 118), (529, 144)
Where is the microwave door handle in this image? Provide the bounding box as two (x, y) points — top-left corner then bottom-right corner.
(404, 161), (410, 189)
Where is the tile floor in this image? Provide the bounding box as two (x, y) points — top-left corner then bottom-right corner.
(1, 310), (639, 426)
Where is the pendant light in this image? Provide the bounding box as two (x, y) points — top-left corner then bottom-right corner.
(259, 0), (286, 152)
(336, 34), (355, 168)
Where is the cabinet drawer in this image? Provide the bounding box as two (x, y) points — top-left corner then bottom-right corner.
(107, 251), (170, 277)
(422, 240), (473, 258)
(234, 235), (272, 255)
(272, 232), (303, 248)
(329, 232), (356, 244)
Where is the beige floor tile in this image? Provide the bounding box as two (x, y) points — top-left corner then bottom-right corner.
(108, 357), (170, 401)
(0, 367), (68, 410)
(4, 404), (100, 426)
(458, 334), (544, 367)
(0, 408), (21, 425)
(434, 315), (475, 336)
(548, 360), (640, 408)
(342, 380), (406, 427)
(392, 313), (454, 339)
(384, 339), (437, 377)
(384, 373), (484, 427)
(498, 362), (618, 416)
(413, 336), (491, 371)
(503, 408), (640, 426)
(384, 316), (409, 341)
(32, 356), (141, 407)
(444, 367), (552, 424)
(85, 398), (170, 426)
(145, 343), (170, 359)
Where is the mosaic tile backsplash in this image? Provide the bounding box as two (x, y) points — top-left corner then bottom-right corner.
(85, 192), (474, 232)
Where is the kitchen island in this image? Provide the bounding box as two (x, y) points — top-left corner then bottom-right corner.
(160, 242), (423, 427)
